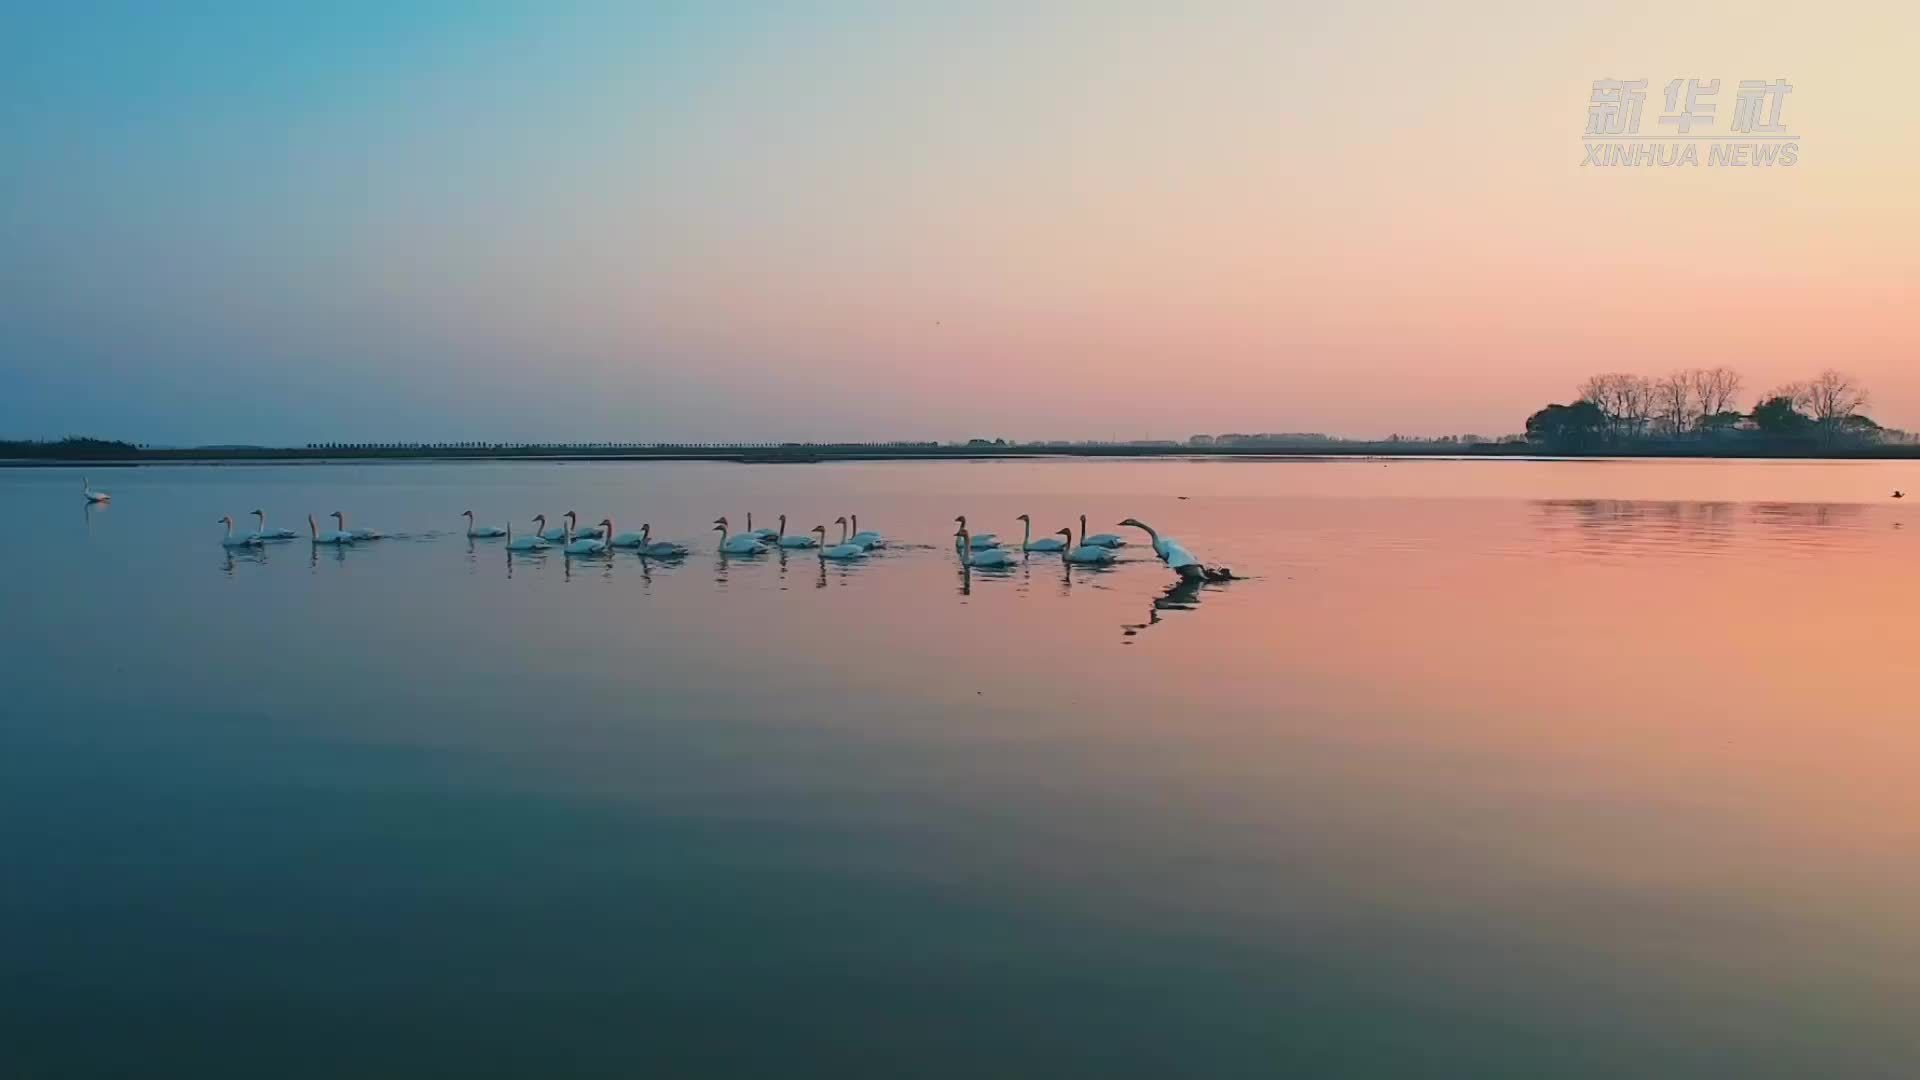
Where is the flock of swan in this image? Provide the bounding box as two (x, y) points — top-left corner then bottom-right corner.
(199, 499), (1234, 582)
(89, 473), (1230, 580)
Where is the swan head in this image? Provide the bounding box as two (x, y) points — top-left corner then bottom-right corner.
(1117, 517), (1148, 530)
(714, 516), (728, 531)
(565, 511), (578, 524)
(534, 514), (546, 527)
(813, 525), (827, 537)
(640, 524), (651, 539)
(219, 515), (232, 526)
(778, 514), (787, 530)
(1017, 513), (1030, 522)
(954, 515), (966, 526)
(1058, 528), (1073, 541)
(834, 515), (847, 526)
(462, 510), (474, 519)
(251, 509), (265, 519)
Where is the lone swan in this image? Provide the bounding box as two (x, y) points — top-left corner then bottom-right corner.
(1118, 518), (1234, 582)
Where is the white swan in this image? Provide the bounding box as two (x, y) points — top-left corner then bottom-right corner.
(1161, 540), (1218, 581)
(1116, 518), (1183, 560)
(638, 524), (687, 558)
(848, 514), (884, 549)
(713, 517), (768, 553)
(565, 518), (612, 555)
(535, 514), (569, 542)
(249, 509), (297, 540)
(308, 513), (354, 545)
(330, 511), (381, 540)
(219, 515), (262, 547)
(1118, 519), (1232, 581)
(1018, 514), (1067, 551)
(952, 516), (999, 549)
(775, 515), (818, 548)
(1060, 529), (1117, 564)
(83, 477), (109, 503)
(506, 522), (550, 551)
(955, 527), (1017, 567)
(462, 511), (507, 538)
(812, 526), (867, 560)
(826, 517), (878, 551)
(1078, 514), (1125, 548)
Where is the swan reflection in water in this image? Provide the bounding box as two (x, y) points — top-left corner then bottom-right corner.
(1122, 576), (1236, 642)
(953, 555), (1018, 597)
(563, 548), (615, 583)
(711, 548), (764, 586)
(221, 547), (271, 576)
(309, 542), (348, 570)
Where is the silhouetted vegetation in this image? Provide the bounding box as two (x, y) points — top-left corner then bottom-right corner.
(1523, 401), (1607, 450)
(1525, 368), (1906, 454)
(0, 436), (141, 460)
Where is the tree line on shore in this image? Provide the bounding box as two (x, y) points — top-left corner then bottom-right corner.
(1525, 368), (1894, 450)
(0, 436), (141, 459)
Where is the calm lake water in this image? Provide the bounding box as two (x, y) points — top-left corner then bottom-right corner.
(4, 458), (1918, 1078)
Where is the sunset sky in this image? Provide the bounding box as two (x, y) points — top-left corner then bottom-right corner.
(2, 2), (1914, 444)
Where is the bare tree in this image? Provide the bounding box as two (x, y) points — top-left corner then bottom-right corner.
(1618, 374), (1653, 438)
(1654, 371), (1693, 436)
(1578, 373), (1655, 440)
(1688, 366), (1743, 422)
(1766, 381), (1812, 411)
(1576, 374), (1614, 411)
(1804, 370), (1869, 438)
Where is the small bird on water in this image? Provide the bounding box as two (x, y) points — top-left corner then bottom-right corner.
(1894, 491), (1906, 499)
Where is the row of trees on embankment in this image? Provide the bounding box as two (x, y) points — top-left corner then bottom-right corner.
(1525, 368), (1904, 453)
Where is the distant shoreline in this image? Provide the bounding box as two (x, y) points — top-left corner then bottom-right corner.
(9, 442), (1920, 466)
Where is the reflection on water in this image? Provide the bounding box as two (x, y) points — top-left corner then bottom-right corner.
(5, 460), (1919, 1079)
(1536, 498), (1872, 560)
